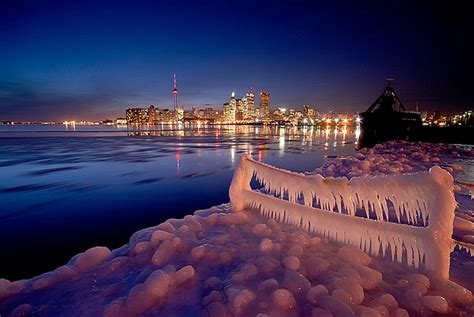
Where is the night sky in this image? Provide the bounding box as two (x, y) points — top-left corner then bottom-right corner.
(1, 0), (473, 121)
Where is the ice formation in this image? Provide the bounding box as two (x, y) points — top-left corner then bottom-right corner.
(1, 141), (473, 316)
(230, 154), (457, 279)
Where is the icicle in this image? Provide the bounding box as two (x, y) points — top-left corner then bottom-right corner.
(455, 241), (474, 257)
(233, 156), (457, 279)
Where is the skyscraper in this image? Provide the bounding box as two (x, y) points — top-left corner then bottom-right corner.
(223, 103), (234, 122)
(204, 107), (215, 120)
(244, 89), (255, 120)
(260, 91), (270, 119)
(236, 98), (244, 121)
(176, 108), (184, 121)
(126, 106), (154, 124)
(148, 105), (157, 124)
(229, 92), (237, 122)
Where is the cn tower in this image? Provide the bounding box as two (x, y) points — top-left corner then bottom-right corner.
(172, 74), (178, 111)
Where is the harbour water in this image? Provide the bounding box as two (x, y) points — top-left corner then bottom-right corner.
(0, 124), (357, 279)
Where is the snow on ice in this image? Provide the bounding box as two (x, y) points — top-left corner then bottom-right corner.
(0, 141), (473, 316)
(231, 152), (456, 278)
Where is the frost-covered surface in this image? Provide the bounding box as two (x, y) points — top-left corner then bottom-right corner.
(311, 142), (474, 244)
(1, 141), (474, 316)
(231, 155), (456, 279)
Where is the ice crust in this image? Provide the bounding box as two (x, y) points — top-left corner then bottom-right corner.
(1, 141), (473, 316)
(230, 152), (457, 279)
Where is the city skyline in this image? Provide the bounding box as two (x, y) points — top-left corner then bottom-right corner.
(1, 1), (473, 121)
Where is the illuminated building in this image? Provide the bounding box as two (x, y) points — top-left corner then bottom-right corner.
(303, 105), (318, 119)
(160, 109), (175, 122)
(126, 107), (149, 124)
(204, 107), (215, 119)
(230, 92), (237, 119)
(115, 117), (127, 125)
(223, 92), (237, 122)
(192, 106), (201, 118)
(125, 105), (158, 124)
(148, 105), (157, 123)
(223, 102), (234, 122)
(176, 108), (184, 121)
(271, 108), (286, 122)
(244, 89), (255, 120)
(260, 91), (270, 119)
(236, 98), (244, 121)
(220, 89), (259, 122)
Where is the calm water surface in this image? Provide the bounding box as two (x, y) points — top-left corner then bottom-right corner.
(0, 124), (357, 279)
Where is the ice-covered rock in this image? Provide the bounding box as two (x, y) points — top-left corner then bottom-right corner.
(257, 278), (279, 294)
(288, 245), (304, 258)
(282, 256), (300, 270)
(133, 241), (151, 254)
(306, 284), (329, 304)
(125, 284), (154, 315)
(252, 223), (271, 237)
(204, 276), (223, 290)
(436, 280), (473, 305)
(338, 246), (371, 266)
(406, 273), (430, 294)
(312, 307), (333, 317)
(231, 263), (258, 284)
(152, 240), (175, 266)
(355, 265), (382, 290)
(317, 294), (355, 317)
(144, 269), (172, 298)
(231, 288), (256, 314)
(304, 255), (329, 279)
(150, 229), (174, 247)
(10, 303), (33, 317)
(282, 269), (311, 296)
(394, 308), (409, 317)
(421, 295), (449, 314)
(31, 275), (54, 291)
(259, 238), (273, 253)
(332, 288), (353, 305)
(206, 301), (229, 317)
(75, 246), (111, 272)
(103, 299), (125, 317)
(333, 278), (364, 305)
(174, 265), (195, 285)
(372, 293), (398, 310)
(202, 290), (224, 306)
(353, 305), (381, 317)
(272, 288), (296, 310)
(372, 305), (389, 317)
(403, 289), (423, 313)
(191, 245), (206, 260)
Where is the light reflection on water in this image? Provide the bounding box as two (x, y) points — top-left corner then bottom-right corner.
(0, 124), (357, 279)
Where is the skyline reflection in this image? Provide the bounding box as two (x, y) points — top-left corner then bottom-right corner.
(0, 124), (357, 279)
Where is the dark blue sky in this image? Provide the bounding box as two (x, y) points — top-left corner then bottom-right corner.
(1, 0), (473, 120)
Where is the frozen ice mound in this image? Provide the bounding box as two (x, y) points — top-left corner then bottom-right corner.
(1, 203), (473, 316)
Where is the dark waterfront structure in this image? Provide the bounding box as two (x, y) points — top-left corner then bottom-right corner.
(358, 80), (422, 148)
(358, 80), (474, 148)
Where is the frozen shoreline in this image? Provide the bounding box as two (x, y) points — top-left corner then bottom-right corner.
(1, 141), (473, 316)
